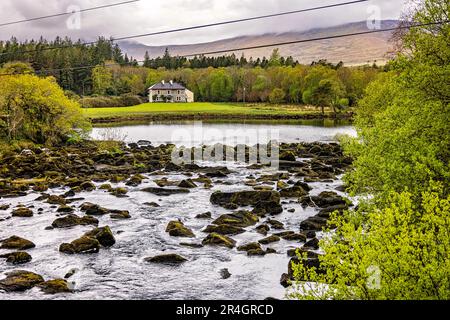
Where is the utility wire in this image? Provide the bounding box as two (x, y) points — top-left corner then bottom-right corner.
(0, 0), (141, 27)
(0, 20), (447, 77)
(0, 0), (369, 57)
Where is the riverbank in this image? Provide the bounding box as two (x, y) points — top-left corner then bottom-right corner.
(82, 103), (354, 124)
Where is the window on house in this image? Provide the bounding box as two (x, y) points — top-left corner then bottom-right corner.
(167, 91), (170, 94)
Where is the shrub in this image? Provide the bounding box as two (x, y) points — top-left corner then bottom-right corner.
(269, 88), (285, 104)
(79, 95), (144, 108)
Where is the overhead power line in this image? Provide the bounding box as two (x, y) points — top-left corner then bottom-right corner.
(0, 0), (369, 57)
(0, 0), (141, 27)
(0, 20), (446, 78)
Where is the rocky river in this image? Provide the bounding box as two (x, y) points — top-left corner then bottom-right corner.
(0, 123), (354, 300)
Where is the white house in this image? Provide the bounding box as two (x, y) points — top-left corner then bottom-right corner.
(148, 80), (194, 103)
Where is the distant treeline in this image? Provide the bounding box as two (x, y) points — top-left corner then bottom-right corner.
(0, 37), (381, 108)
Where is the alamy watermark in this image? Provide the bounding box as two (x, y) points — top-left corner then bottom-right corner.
(66, 5), (81, 30)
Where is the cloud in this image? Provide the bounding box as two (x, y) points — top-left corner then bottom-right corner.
(0, 0), (407, 45)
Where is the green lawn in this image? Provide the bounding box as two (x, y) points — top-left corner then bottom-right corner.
(83, 102), (337, 121)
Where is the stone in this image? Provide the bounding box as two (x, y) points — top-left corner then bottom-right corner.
(258, 235), (280, 245)
(80, 202), (109, 216)
(252, 201), (283, 216)
(178, 179), (197, 189)
(0, 204), (10, 210)
(237, 242), (262, 252)
(195, 212), (212, 219)
(52, 214), (99, 228)
(255, 224), (270, 235)
(300, 216), (329, 231)
(11, 208), (33, 217)
(303, 237), (320, 250)
(280, 186), (308, 198)
(80, 181), (96, 191)
(145, 254), (187, 264)
(141, 187), (190, 196)
(59, 236), (100, 254)
(210, 190), (280, 208)
(47, 195), (66, 205)
(202, 233), (236, 249)
(267, 219), (284, 229)
(0, 270), (44, 292)
(0, 236), (35, 250)
(84, 226), (116, 247)
(212, 211), (259, 228)
(279, 151), (296, 162)
(282, 233), (307, 242)
(57, 205), (75, 213)
(110, 210), (131, 219)
(179, 242), (204, 248)
(166, 221), (195, 238)
(266, 248), (277, 254)
(220, 268), (232, 279)
(248, 248), (266, 256)
(38, 279), (72, 294)
(0, 252), (32, 264)
(203, 224), (245, 236)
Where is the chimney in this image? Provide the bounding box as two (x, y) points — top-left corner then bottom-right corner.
(161, 80), (165, 85)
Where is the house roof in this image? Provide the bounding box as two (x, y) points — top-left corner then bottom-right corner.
(149, 81), (186, 90)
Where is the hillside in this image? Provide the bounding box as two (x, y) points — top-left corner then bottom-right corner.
(119, 20), (398, 65)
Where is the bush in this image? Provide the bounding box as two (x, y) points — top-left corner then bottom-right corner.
(269, 88), (285, 104)
(80, 95), (144, 108)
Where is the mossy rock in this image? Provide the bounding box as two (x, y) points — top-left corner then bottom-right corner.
(279, 151), (297, 162)
(46, 195), (66, 205)
(202, 232), (236, 249)
(12, 207), (33, 217)
(210, 190), (280, 207)
(195, 212), (212, 219)
(110, 187), (128, 197)
(0, 270), (44, 292)
(0, 252), (32, 264)
(279, 186), (308, 198)
(212, 211), (259, 228)
(255, 224), (270, 236)
(0, 236), (35, 250)
(203, 224), (245, 236)
(99, 183), (112, 191)
(166, 221), (195, 238)
(237, 242), (262, 252)
(267, 219), (284, 230)
(126, 175), (144, 187)
(56, 205), (75, 213)
(258, 235), (280, 245)
(282, 233), (307, 242)
(110, 210), (131, 219)
(247, 248), (266, 256)
(80, 202), (109, 216)
(178, 179), (197, 189)
(59, 236), (100, 254)
(84, 226), (116, 247)
(141, 187), (190, 196)
(38, 279), (72, 294)
(52, 214), (99, 228)
(145, 253), (187, 264)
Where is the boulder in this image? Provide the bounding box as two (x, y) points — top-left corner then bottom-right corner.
(84, 226), (116, 247)
(0, 236), (35, 250)
(252, 201), (283, 216)
(110, 210), (131, 219)
(0, 252), (32, 264)
(308, 191), (350, 208)
(52, 214), (99, 228)
(141, 187), (190, 196)
(0, 270), (44, 292)
(248, 248), (266, 256)
(59, 236), (100, 254)
(80, 202), (109, 216)
(11, 208), (33, 217)
(210, 190), (280, 207)
(0, 204), (10, 210)
(80, 181), (96, 191)
(57, 205), (75, 213)
(178, 179), (197, 189)
(212, 211), (259, 228)
(202, 233), (236, 249)
(126, 175), (144, 187)
(220, 268), (232, 279)
(303, 237), (320, 250)
(46, 195), (66, 205)
(195, 212), (212, 219)
(258, 235), (280, 245)
(38, 279), (72, 294)
(237, 242), (262, 252)
(203, 224), (245, 236)
(300, 216), (329, 231)
(317, 204), (348, 218)
(280, 186), (308, 198)
(145, 254), (187, 264)
(279, 151), (296, 162)
(166, 221), (195, 238)
(282, 233), (307, 242)
(255, 224), (270, 236)
(267, 219), (284, 230)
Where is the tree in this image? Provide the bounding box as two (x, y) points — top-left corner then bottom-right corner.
(0, 61), (34, 75)
(0, 75), (90, 144)
(269, 88), (285, 104)
(92, 65), (113, 95)
(290, 0), (450, 300)
(268, 49), (282, 67)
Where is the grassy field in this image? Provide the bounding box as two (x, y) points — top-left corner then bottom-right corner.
(82, 102), (346, 123)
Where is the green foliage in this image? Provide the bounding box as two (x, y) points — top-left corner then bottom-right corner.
(0, 61), (34, 75)
(0, 74), (91, 145)
(92, 65), (114, 96)
(289, 184), (450, 300)
(269, 88), (285, 104)
(79, 95), (143, 108)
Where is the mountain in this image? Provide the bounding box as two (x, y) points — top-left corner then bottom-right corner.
(118, 20), (398, 66)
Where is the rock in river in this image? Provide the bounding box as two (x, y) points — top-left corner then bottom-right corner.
(203, 224), (245, 236)
(141, 187), (190, 196)
(237, 242), (262, 252)
(11, 207), (33, 218)
(0, 270), (44, 292)
(202, 233), (236, 249)
(38, 279), (72, 294)
(59, 236), (100, 254)
(0, 252), (32, 264)
(145, 254), (187, 264)
(212, 211), (259, 228)
(84, 226), (116, 247)
(166, 221), (195, 238)
(210, 190), (280, 208)
(52, 214), (99, 228)
(0, 236), (35, 250)
(258, 235), (281, 245)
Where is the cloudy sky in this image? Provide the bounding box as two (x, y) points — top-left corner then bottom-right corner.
(0, 0), (408, 45)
